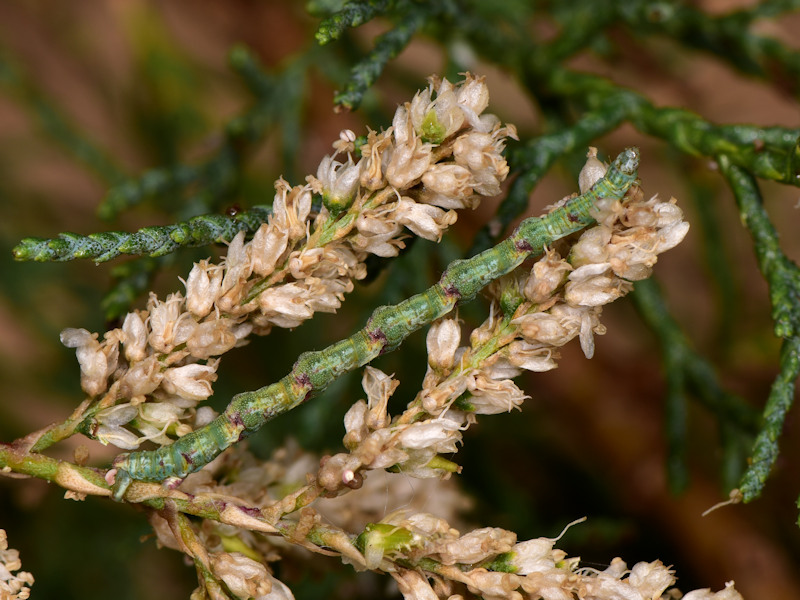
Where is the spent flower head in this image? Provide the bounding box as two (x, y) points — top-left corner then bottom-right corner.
(60, 73), (516, 451)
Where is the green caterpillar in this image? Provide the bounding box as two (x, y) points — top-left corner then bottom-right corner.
(110, 147), (640, 500)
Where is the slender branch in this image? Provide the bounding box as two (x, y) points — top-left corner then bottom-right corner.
(315, 0), (398, 45)
(717, 156), (800, 502)
(333, 1), (440, 110)
(12, 206), (271, 263)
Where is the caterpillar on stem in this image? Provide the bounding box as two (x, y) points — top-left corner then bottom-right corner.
(110, 147), (640, 501)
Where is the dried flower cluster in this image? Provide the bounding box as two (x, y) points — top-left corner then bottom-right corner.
(33, 68), (742, 599)
(129, 154), (744, 599)
(316, 170), (690, 495)
(56, 73), (516, 451)
(0, 530), (33, 600)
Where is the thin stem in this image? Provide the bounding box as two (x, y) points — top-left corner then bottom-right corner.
(718, 156), (800, 502)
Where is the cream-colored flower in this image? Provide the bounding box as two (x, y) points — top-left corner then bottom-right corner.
(436, 527), (516, 565)
(184, 259), (224, 318)
(524, 248), (572, 303)
(681, 581), (743, 600)
(426, 319), (462, 371)
(628, 560), (676, 599)
(392, 569), (439, 600)
(121, 310), (148, 362)
(578, 146), (607, 194)
(315, 153), (363, 213)
(60, 328), (119, 396)
(209, 552), (272, 599)
(161, 362), (218, 401)
(0, 529), (34, 600)
(147, 292), (186, 353)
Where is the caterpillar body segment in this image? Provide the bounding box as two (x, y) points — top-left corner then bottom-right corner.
(110, 147), (640, 501)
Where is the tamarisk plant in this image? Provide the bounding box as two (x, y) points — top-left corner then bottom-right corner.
(2, 71), (747, 599)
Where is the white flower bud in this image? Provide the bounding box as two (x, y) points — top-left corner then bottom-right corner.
(148, 292), (185, 353)
(317, 154), (362, 213)
(578, 147), (607, 194)
(681, 581), (742, 600)
(186, 319), (238, 359)
(60, 328), (118, 397)
(565, 263), (629, 307)
(455, 73), (490, 119)
(343, 400), (368, 449)
(510, 538), (559, 574)
(392, 569), (439, 600)
(655, 220), (690, 253)
(507, 341), (557, 372)
(467, 374), (527, 414)
(184, 259), (223, 318)
(121, 311), (148, 362)
(385, 136), (433, 190)
(394, 198), (457, 241)
(250, 222), (289, 278)
(397, 419), (461, 452)
(119, 355), (162, 398)
(96, 404), (138, 428)
(438, 527), (516, 565)
(162, 363), (217, 401)
(628, 561), (676, 598)
(94, 425), (140, 450)
(362, 366), (396, 429)
(570, 225), (612, 267)
(426, 319), (461, 371)
(524, 248), (571, 303)
(421, 164), (473, 200)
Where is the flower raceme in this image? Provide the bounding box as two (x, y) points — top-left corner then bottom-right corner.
(58, 73), (516, 451)
(317, 165), (690, 491)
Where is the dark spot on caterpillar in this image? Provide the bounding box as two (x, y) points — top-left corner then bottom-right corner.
(302, 390), (314, 403)
(515, 239), (533, 252)
(567, 212), (580, 222)
(229, 412), (245, 428)
(368, 328), (387, 343)
(443, 284), (461, 299)
(295, 372), (312, 387)
(226, 204), (242, 217)
(238, 506), (262, 517)
(181, 452), (193, 464)
(752, 139), (765, 152)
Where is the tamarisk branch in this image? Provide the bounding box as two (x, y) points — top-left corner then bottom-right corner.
(109, 146), (640, 500)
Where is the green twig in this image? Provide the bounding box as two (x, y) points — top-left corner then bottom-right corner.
(12, 206), (271, 263)
(717, 156), (800, 502)
(333, 1), (439, 110)
(617, 0), (800, 95)
(315, 0), (398, 45)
